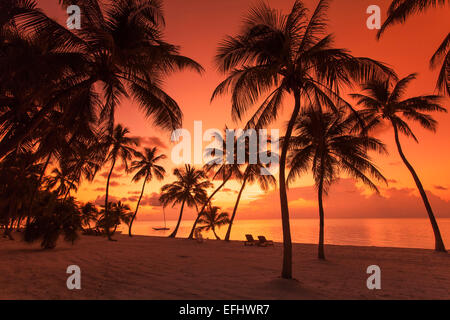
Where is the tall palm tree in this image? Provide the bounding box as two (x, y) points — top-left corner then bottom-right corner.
(351, 74), (447, 252)
(128, 147), (166, 237)
(212, 0), (394, 278)
(287, 106), (387, 259)
(0, 0), (203, 158)
(197, 205), (230, 240)
(377, 0), (449, 95)
(103, 124), (139, 241)
(159, 165), (212, 238)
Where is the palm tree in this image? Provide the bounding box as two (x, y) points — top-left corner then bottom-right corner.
(80, 202), (99, 231)
(377, 0), (449, 95)
(103, 124), (139, 240)
(128, 147), (166, 237)
(224, 161), (276, 241)
(287, 106), (387, 259)
(63, 139), (105, 201)
(187, 129), (244, 239)
(351, 74), (447, 252)
(212, 0), (394, 278)
(159, 165), (212, 238)
(24, 196), (83, 249)
(0, 0), (203, 158)
(0, 151), (41, 239)
(197, 205), (230, 240)
(98, 201), (133, 236)
(45, 164), (78, 197)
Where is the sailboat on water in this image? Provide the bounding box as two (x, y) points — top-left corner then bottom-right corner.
(153, 207), (170, 231)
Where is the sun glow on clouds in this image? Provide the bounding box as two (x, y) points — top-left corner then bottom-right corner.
(289, 198), (317, 208)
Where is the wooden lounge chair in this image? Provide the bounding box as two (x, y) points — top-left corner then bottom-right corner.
(257, 236), (274, 247)
(244, 234), (257, 246)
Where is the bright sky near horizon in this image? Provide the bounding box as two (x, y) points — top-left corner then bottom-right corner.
(37, 0), (450, 221)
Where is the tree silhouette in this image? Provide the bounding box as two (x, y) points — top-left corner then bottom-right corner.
(128, 147), (166, 237)
(351, 74), (447, 252)
(287, 106), (387, 259)
(212, 0), (393, 278)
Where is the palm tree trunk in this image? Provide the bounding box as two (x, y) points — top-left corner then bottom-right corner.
(105, 158), (117, 241)
(168, 200), (186, 238)
(213, 226), (221, 240)
(224, 176), (248, 241)
(26, 153), (51, 227)
(392, 123), (446, 252)
(129, 176), (147, 237)
(279, 89), (301, 279)
(318, 174), (325, 260)
(188, 174), (231, 239)
(63, 176), (77, 201)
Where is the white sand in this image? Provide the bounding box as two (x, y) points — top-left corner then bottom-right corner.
(1, 233), (449, 299)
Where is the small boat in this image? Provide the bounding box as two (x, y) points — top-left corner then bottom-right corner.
(153, 207), (170, 231)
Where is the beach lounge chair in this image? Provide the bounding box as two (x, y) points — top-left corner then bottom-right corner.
(244, 234), (257, 246)
(257, 236), (274, 247)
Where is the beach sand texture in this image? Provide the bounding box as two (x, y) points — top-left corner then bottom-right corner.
(1, 234), (449, 299)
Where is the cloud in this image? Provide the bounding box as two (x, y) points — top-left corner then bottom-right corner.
(139, 192), (163, 207)
(128, 191), (142, 195)
(239, 178), (450, 219)
(434, 185), (448, 191)
(116, 164), (127, 172)
(387, 179), (397, 184)
(94, 187), (105, 192)
(100, 172), (123, 179)
(222, 188), (239, 194)
(133, 136), (168, 149)
(118, 192), (163, 207)
(94, 194), (120, 206)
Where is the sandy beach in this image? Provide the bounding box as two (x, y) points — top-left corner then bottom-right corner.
(1, 233), (449, 300)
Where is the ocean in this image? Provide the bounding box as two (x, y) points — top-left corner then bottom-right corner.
(119, 218), (450, 250)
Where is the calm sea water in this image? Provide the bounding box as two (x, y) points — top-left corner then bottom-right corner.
(119, 218), (450, 250)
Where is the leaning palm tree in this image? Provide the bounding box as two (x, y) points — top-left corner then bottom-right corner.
(187, 128), (244, 239)
(224, 161), (276, 241)
(197, 205), (230, 240)
(351, 74), (447, 252)
(128, 147), (166, 237)
(103, 124), (139, 240)
(159, 165), (212, 238)
(223, 130), (277, 242)
(287, 106), (387, 259)
(0, 0), (203, 158)
(377, 0), (449, 95)
(212, 0), (394, 278)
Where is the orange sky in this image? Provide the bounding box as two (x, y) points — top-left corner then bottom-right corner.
(38, 0), (450, 221)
